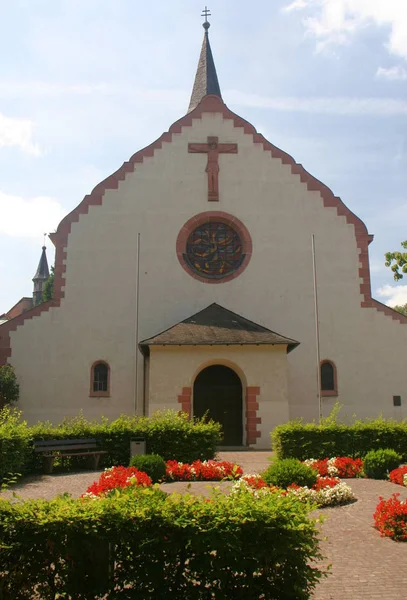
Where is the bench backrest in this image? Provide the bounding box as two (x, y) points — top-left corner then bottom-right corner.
(34, 438), (99, 452)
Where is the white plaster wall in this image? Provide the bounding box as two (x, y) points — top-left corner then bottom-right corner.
(148, 345), (290, 449)
(8, 110), (407, 431)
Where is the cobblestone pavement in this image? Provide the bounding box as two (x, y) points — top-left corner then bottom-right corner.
(312, 478), (407, 599)
(2, 451), (407, 599)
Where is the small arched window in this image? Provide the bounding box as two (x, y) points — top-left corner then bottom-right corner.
(90, 361), (110, 397)
(320, 360), (338, 396)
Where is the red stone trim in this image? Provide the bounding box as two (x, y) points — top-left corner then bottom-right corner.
(176, 211), (252, 284)
(177, 386), (192, 417)
(1, 93), (404, 367)
(89, 360), (111, 398)
(320, 359), (338, 397)
(246, 386), (261, 445)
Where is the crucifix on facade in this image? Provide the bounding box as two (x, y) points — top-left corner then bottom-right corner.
(188, 136), (238, 201)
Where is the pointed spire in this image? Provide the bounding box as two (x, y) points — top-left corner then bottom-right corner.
(188, 7), (222, 113)
(32, 246), (50, 306)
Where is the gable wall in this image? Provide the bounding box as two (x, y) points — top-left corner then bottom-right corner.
(6, 104), (407, 427)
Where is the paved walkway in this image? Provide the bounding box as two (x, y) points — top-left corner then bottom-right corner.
(2, 451), (407, 599)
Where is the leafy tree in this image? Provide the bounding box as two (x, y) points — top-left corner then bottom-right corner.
(0, 365), (19, 407)
(42, 265), (54, 302)
(393, 303), (407, 317)
(385, 240), (407, 281)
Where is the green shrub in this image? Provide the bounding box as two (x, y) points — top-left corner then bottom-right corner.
(0, 487), (325, 599)
(0, 407), (32, 482)
(129, 453), (166, 482)
(262, 458), (318, 489)
(27, 410), (222, 473)
(272, 418), (407, 461)
(363, 448), (401, 480)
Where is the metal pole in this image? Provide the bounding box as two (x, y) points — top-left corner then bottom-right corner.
(134, 233), (141, 413)
(312, 234), (322, 423)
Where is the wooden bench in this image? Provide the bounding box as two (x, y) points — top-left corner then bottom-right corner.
(34, 438), (107, 474)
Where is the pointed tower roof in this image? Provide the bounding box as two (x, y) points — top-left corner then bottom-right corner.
(33, 246), (50, 281)
(188, 9), (222, 113)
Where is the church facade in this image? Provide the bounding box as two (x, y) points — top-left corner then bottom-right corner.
(1, 21), (406, 448)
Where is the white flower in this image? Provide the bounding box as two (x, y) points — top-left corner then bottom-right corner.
(403, 474), (407, 488)
(230, 476), (356, 508)
(327, 457), (339, 476)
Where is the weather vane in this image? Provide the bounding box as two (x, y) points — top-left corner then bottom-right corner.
(201, 6), (211, 29)
(43, 232), (47, 247)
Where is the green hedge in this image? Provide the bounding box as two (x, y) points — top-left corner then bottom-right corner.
(0, 487), (324, 599)
(0, 409), (222, 479)
(0, 408), (32, 481)
(272, 419), (407, 461)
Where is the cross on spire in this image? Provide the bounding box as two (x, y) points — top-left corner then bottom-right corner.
(188, 6), (221, 112)
(201, 6), (211, 25)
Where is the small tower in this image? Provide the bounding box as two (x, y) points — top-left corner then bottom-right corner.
(188, 6), (222, 113)
(32, 246), (50, 306)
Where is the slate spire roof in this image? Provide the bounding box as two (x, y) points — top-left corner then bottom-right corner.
(188, 17), (222, 113)
(33, 246), (50, 281)
(139, 303), (300, 354)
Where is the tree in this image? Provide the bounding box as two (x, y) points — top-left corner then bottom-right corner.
(42, 265), (54, 302)
(393, 303), (407, 317)
(0, 365), (19, 407)
(385, 240), (407, 281)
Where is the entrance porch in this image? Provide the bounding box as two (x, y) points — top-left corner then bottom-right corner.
(139, 303), (299, 449)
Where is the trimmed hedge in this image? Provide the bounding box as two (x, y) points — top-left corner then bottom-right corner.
(0, 409), (222, 479)
(0, 487), (324, 599)
(272, 419), (407, 461)
(0, 408), (32, 481)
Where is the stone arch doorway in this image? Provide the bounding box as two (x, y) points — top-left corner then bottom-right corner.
(193, 365), (243, 446)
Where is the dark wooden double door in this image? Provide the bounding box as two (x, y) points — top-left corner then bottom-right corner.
(193, 365), (243, 446)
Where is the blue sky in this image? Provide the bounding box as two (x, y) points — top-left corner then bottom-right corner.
(1, 0), (406, 312)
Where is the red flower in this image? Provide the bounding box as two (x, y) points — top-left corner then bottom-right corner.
(313, 476), (340, 491)
(165, 460), (243, 482)
(304, 457), (363, 478)
(389, 466), (407, 486)
(310, 459), (329, 477)
(334, 457), (363, 478)
(374, 494), (407, 541)
(83, 466), (152, 497)
(242, 475), (269, 489)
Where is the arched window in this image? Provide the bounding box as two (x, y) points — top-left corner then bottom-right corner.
(90, 361), (110, 397)
(320, 360), (338, 396)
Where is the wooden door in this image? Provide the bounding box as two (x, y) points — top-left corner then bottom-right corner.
(193, 365), (243, 446)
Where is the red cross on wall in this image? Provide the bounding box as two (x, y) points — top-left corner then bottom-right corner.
(188, 136), (238, 201)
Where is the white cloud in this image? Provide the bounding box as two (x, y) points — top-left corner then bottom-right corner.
(227, 91), (407, 116)
(376, 284), (407, 307)
(284, 0), (308, 11)
(0, 192), (65, 239)
(0, 113), (41, 156)
(376, 66), (407, 81)
(283, 0), (407, 60)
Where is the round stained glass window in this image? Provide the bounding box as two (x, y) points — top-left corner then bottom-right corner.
(183, 221), (245, 280)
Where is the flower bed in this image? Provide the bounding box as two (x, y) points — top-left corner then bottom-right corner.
(83, 466), (152, 497)
(389, 466), (407, 487)
(374, 493), (407, 541)
(232, 474), (356, 507)
(304, 456), (363, 478)
(165, 459), (243, 481)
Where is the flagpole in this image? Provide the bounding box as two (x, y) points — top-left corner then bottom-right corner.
(134, 233), (141, 414)
(312, 234), (322, 423)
